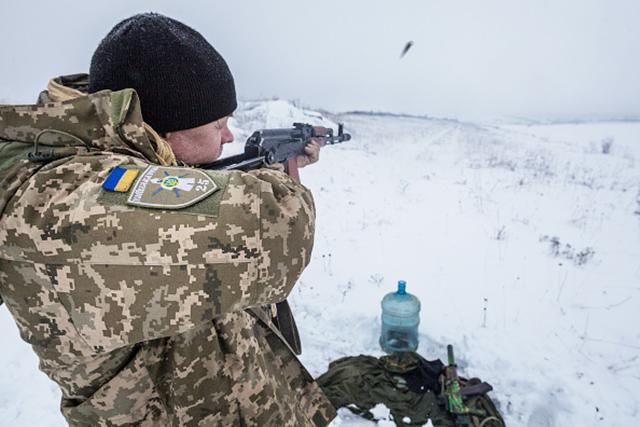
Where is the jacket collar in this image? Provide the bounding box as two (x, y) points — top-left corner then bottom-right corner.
(0, 74), (163, 164)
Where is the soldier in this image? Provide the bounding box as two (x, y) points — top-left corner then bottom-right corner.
(0, 12), (335, 426)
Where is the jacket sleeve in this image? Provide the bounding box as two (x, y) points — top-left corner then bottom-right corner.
(4, 158), (315, 352)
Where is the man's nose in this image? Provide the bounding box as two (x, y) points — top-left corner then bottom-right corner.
(222, 128), (234, 144)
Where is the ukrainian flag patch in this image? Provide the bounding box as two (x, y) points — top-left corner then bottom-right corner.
(102, 166), (140, 193)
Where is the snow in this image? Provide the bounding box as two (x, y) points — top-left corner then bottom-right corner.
(1, 100), (639, 426)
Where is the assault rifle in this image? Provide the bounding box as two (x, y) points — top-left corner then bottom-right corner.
(442, 344), (486, 426)
(199, 122), (351, 182)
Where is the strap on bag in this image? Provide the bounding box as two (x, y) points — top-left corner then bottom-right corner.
(273, 300), (302, 355)
(247, 299), (302, 356)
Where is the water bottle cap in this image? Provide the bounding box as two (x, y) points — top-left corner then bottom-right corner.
(397, 280), (407, 295)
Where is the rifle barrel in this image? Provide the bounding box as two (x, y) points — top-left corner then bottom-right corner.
(447, 344), (455, 366)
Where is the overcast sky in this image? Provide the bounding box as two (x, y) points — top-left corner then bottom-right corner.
(1, 0), (639, 120)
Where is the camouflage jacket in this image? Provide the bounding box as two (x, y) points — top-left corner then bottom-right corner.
(0, 83), (336, 426)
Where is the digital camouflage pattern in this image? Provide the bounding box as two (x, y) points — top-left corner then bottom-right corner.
(0, 81), (336, 426)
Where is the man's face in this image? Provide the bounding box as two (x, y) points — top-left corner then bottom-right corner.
(165, 116), (234, 165)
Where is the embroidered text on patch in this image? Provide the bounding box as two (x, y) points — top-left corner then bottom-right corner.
(126, 166), (218, 209)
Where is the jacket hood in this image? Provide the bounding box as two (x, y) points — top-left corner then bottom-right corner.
(0, 74), (166, 164)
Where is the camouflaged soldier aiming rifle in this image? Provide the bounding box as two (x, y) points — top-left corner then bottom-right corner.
(0, 12), (336, 426)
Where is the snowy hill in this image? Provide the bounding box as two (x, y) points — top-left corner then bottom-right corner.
(1, 100), (639, 426)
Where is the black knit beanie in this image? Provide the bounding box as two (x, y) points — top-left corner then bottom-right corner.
(89, 13), (237, 134)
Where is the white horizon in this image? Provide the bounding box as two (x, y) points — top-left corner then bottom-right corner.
(1, 0), (639, 121)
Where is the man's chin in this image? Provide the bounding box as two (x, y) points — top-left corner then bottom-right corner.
(199, 150), (223, 166)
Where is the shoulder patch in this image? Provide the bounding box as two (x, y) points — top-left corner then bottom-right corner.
(125, 165), (219, 210)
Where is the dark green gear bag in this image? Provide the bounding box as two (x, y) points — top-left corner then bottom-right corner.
(317, 352), (505, 427)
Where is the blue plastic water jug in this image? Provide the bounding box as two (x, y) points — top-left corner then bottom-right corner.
(379, 280), (421, 353)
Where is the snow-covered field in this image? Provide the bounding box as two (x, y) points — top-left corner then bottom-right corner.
(1, 101), (639, 426)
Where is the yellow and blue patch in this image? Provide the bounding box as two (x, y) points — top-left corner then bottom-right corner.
(102, 166), (140, 193)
